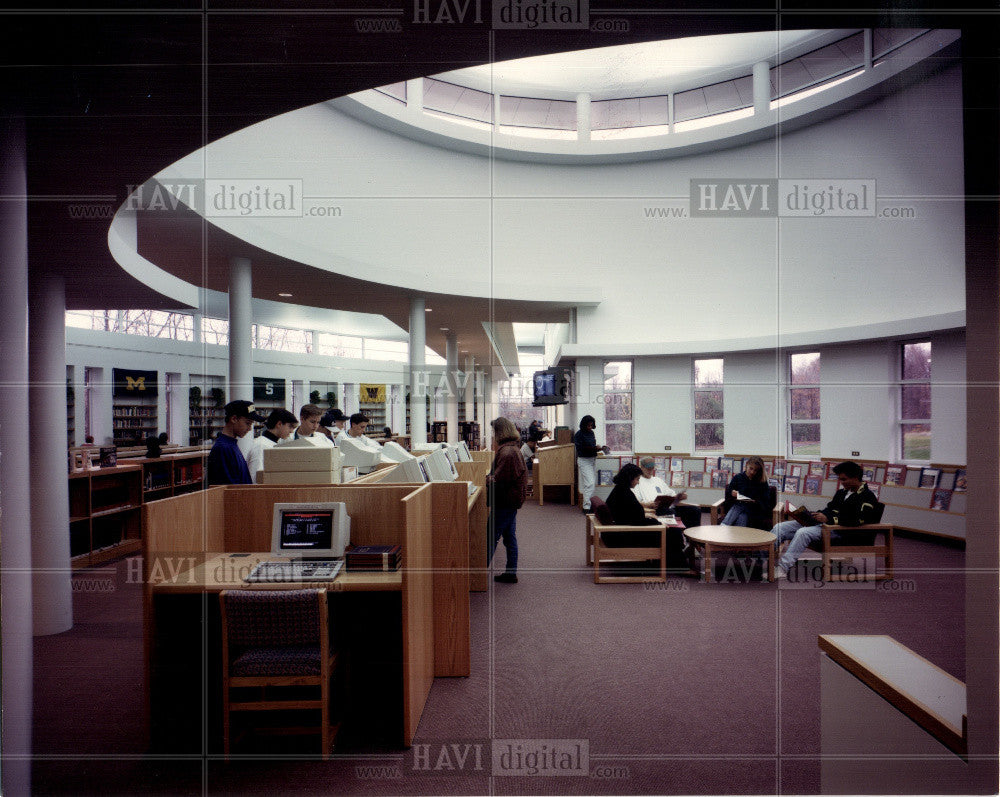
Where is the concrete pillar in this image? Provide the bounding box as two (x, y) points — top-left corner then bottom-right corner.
(1, 111), (33, 797)
(445, 331), (458, 442)
(228, 256), (252, 402)
(29, 272), (73, 637)
(409, 297), (427, 445)
(668, 93), (675, 134)
(463, 355), (475, 436)
(577, 92), (591, 142)
(864, 29), (873, 70)
(228, 257), (253, 455)
(753, 60), (771, 116)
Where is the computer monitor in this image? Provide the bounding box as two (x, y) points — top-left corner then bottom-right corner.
(411, 442), (448, 455)
(270, 502), (351, 559)
(443, 445), (459, 465)
(381, 440), (415, 463)
(455, 441), (472, 462)
(423, 447), (457, 481)
(336, 435), (383, 473)
(380, 455), (430, 484)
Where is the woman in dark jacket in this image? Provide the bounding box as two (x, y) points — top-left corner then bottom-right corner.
(605, 463), (693, 571)
(721, 456), (775, 529)
(487, 417), (528, 584)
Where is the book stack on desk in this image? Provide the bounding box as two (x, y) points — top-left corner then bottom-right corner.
(346, 544), (402, 572)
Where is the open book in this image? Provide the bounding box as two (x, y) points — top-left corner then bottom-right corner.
(734, 492), (755, 503)
(785, 502), (815, 526)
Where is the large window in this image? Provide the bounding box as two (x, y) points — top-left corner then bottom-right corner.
(603, 361), (633, 453)
(254, 324), (312, 354)
(693, 358), (724, 452)
(788, 352), (821, 457)
(66, 309), (194, 341)
(899, 341), (932, 460)
(201, 317), (229, 346)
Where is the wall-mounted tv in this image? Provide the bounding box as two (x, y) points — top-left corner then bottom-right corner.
(532, 367), (573, 407)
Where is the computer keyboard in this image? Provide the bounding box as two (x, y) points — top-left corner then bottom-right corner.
(245, 559), (344, 584)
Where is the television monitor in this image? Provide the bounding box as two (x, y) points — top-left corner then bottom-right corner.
(336, 435), (383, 473)
(380, 456), (430, 484)
(381, 440), (415, 463)
(532, 367), (573, 407)
(270, 502), (351, 559)
(423, 447), (457, 481)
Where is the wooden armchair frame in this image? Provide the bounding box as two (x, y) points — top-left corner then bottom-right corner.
(815, 524), (894, 582)
(591, 520), (667, 584)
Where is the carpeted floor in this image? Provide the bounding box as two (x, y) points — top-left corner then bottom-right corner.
(32, 500), (966, 795)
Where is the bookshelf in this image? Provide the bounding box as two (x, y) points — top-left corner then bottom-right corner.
(459, 421), (480, 450)
(430, 421), (448, 443)
(66, 375), (76, 447)
(360, 401), (386, 430)
(69, 452), (207, 568)
(189, 375), (225, 445)
(112, 400), (157, 448)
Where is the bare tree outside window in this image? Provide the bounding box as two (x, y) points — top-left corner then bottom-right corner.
(900, 341), (931, 460)
(789, 352), (820, 456)
(693, 358), (724, 452)
(603, 361), (633, 453)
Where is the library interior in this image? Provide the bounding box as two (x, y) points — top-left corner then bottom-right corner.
(1, 6), (998, 797)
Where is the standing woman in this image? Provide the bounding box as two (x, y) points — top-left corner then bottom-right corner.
(487, 417), (528, 584)
(574, 415), (609, 513)
(721, 456), (775, 529)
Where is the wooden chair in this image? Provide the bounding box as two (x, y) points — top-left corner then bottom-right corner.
(789, 501), (894, 582)
(816, 521), (894, 581)
(589, 496), (666, 584)
(219, 588), (339, 758)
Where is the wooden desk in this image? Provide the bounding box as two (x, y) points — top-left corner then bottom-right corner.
(149, 553), (417, 750)
(143, 483), (440, 749)
(684, 524), (776, 582)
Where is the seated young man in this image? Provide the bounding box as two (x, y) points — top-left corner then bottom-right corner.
(771, 460), (881, 578)
(246, 407), (298, 483)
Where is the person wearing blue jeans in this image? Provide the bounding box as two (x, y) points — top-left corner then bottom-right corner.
(772, 460), (881, 578)
(487, 417), (528, 584)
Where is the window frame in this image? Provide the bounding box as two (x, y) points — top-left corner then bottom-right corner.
(602, 360), (634, 454)
(898, 339), (932, 463)
(692, 357), (724, 454)
(787, 351), (821, 459)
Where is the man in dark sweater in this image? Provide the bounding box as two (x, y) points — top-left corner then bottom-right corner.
(771, 460), (881, 578)
(207, 400), (264, 486)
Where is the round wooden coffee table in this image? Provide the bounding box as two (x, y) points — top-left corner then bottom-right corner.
(684, 524), (777, 583)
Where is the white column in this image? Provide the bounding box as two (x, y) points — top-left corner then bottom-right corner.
(311, 330), (320, 354)
(445, 331), (458, 442)
(409, 297), (427, 445)
(29, 272), (73, 636)
(1, 112), (33, 797)
(463, 355), (475, 434)
(228, 257), (253, 455)
(228, 256), (252, 401)
(568, 307), (578, 344)
(406, 77), (424, 111)
(863, 29), (873, 70)
(753, 60), (772, 117)
(476, 368), (487, 445)
(667, 92), (675, 134)
(576, 92), (591, 142)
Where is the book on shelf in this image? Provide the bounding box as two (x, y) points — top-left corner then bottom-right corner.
(952, 469), (966, 492)
(803, 475), (823, 496)
(929, 487), (953, 511)
(99, 446), (117, 468)
(596, 469), (614, 486)
(346, 544), (401, 572)
(883, 465), (905, 486)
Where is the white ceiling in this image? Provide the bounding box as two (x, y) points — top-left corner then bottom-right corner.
(437, 30), (858, 100)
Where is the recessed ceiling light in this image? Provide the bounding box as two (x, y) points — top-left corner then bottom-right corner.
(425, 308), (432, 312)
(440, 327), (449, 332)
(278, 292), (292, 297)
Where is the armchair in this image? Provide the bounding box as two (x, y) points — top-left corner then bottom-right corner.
(710, 484), (778, 529)
(588, 496), (666, 584)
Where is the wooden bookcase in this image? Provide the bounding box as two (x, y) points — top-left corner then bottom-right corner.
(69, 452), (207, 568)
(360, 401), (387, 430)
(112, 398), (157, 448)
(459, 421), (480, 450)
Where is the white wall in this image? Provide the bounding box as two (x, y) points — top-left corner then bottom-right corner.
(574, 330), (965, 463)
